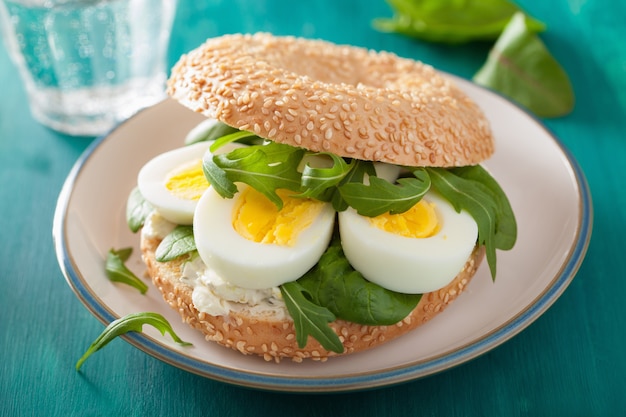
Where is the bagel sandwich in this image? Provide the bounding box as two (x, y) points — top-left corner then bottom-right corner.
(128, 33), (517, 362)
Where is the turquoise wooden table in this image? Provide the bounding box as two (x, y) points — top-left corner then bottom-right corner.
(1, 0), (624, 415)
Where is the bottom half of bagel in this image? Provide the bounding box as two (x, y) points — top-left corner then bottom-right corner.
(140, 234), (485, 363)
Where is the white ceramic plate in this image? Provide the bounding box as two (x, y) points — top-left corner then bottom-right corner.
(53, 78), (592, 392)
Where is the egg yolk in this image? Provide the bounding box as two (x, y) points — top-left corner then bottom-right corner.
(165, 160), (208, 201)
(232, 188), (325, 246)
(369, 200), (439, 238)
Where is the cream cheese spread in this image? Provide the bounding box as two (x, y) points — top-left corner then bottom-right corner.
(143, 211), (288, 319)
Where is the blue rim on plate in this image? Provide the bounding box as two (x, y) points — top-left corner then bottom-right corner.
(53, 85), (592, 392)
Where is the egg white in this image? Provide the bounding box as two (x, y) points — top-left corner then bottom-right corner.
(193, 185), (336, 290)
(338, 191), (478, 294)
(137, 141), (213, 225)
(137, 141), (247, 225)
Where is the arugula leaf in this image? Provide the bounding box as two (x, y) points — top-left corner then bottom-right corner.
(374, 0), (545, 44)
(280, 282), (344, 353)
(338, 168), (431, 217)
(330, 160), (377, 212)
(296, 153), (353, 200)
(448, 165), (517, 250)
(76, 312), (192, 370)
(426, 166), (516, 280)
(473, 12), (575, 118)
(202, 153), (239, 200)
(298, 234), (422, 325)
(105, 248), (148, 294)
(155, 226), (196, 262)
(209, 130), (259, 153)
(184, 120), (240, 145)
(126, 187), (153, 233)
(203, 142), (304, 209)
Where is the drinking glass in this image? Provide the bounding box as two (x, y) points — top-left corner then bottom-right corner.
(0, 0), (177, 136)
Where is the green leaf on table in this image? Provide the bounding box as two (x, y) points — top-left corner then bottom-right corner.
(75, 312), (192, 370)
(105, 248), (148, 294)
(338, 168), (431, 217)
(473, 12), (575, 117)
(280, 281), (344, 353)
(126, 187), (153, 233)
(155, 226), (196, 262)
(374, 0), (545, 44)
(203, 142), (304, 209)
(297, 234), (422, 325)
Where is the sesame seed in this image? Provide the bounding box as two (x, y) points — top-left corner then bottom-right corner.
(169, 32), (495, 168)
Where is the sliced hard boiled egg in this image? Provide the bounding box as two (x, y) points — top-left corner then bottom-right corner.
(194, 185), (335, 289)
(137, 141), (247, 225)
(338, 191), (478, 294)
(138, 141), (212, 225)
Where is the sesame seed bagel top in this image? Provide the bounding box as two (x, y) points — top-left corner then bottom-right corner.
(167, 33), (494, 167)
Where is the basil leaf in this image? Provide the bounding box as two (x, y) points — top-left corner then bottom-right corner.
(426, 166), (517, 280)
(155, 226), (196, 262)
(298, 234), (422, 325)
(105, 248), (148, 294)
(126, 187), (153, 233)
(76, 312), (192, 370)
(280, 282), (344, 353)
(296, 153), (353, 200)
(374, 0), (545, 44)
(473, 12), (574, 118)
(184, 120), (240, 145)
(204, 142), (304, 209)
(338, 168), (431, 217)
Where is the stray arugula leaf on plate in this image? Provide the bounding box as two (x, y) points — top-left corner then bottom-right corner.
(105, 248), (148, 294)
(76, 312), (192, 371)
